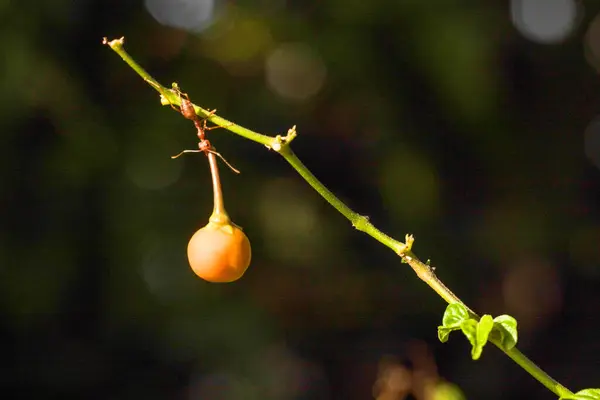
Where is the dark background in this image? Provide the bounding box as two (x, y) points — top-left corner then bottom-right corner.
(2, 1), (600, 399)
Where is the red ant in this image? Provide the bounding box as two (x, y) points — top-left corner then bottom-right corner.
(167, 86), (239, 174)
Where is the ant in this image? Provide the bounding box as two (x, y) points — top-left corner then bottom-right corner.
(167, 85), (239, 174)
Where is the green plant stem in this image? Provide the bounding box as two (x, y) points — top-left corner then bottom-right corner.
(104, 37), (573, 398)
(500, 346), (572, 397)
(280, 147), (402, 252)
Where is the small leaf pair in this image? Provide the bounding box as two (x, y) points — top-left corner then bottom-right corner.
(438, 303), (518, 360)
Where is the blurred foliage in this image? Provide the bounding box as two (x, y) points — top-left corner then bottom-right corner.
(2, 0), (600, 399)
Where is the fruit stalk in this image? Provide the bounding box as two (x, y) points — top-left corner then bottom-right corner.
(207, 151), (230, 225)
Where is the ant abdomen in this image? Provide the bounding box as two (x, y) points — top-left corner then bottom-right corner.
(179, 95), (198, 121)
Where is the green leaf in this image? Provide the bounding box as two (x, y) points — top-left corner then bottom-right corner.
(438, 303), (471, 343)
(471, 314), (494, 360)
(560, 388), (600, 400)
(493, 314), (518, 350)
(438, 326), (453, 343)
(442, 303), (470, 328)
(459, 319), (477, 346)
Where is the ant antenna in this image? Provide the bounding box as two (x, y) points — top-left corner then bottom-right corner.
(171, 148), (240, 174)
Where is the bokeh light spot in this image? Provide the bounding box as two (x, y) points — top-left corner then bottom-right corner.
(145, 0), (216, 32)
(266, 42), (327, 101)
(502, 256), (562, 331)
(584, 115), (600, 170)
(140, 235), (192, 303)
(585, 12), (600, 71)
(257, 178), (326, 266)
(379, 146), (440, 225)
(125, 149), (183, 190)
(510, 0), (580, 44)
(188, 371), (256, 399)
(569, 226), (600, 278)
(201, 11), (273, 74)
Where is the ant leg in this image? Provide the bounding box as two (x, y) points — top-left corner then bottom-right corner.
(171, 149), (202, 159)
(205, 121), (235, 131)
(198, 109), (217, 126)
(179, 91), (191, 103)
(207, 149), (241, 174)
(145, 80), (183, 113)
(201, 111), (235, 131)
(162, 89), (185, 113)
(204, 109), (217, 118)
(167, 103), (180, 113)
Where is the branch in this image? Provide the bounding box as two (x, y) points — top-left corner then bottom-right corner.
(103, 36), (574, 398)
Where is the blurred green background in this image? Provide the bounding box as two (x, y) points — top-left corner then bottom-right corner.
(2, 0), (600, 399)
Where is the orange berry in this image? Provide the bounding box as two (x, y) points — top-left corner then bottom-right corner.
(187, 220), (252, 283)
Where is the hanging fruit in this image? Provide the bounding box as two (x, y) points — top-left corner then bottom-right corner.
(187, 151), (251, 282)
